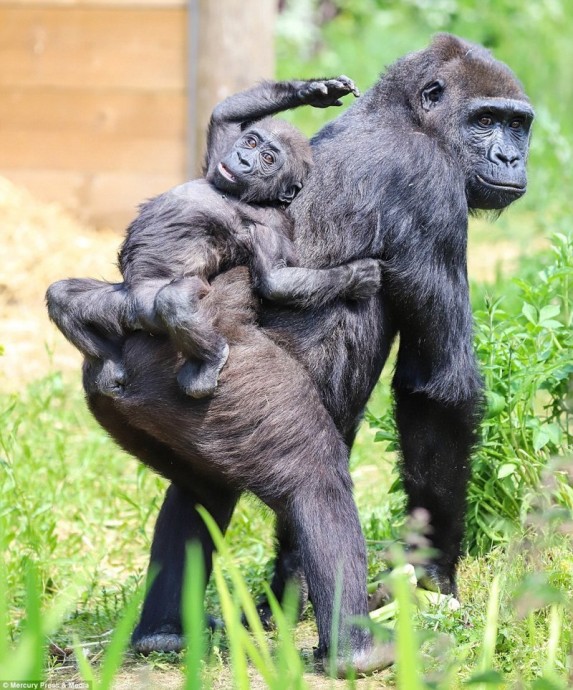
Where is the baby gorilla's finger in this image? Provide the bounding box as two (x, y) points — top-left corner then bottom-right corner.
(335, 75), (360, 97)
(309, 82), (329, 95)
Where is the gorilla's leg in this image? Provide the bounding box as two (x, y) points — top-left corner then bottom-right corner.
(154, 277), (229, 398)
(132, 482), (237, 654)
(394, 388), (481, 595)
(253, 516), (308, 629)
(284, 465), (394, 675)
(47, 279), (128, 397)
(260, 424), (361, 628)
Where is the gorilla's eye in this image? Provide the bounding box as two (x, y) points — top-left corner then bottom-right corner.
(262, 152), (275, 165)
(244, 136), (257, 148)
(478, 115), (493, 127)
(509, 119), (522, 129)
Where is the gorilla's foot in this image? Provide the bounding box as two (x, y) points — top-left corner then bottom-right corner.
(132, 631), (185, 655)
(418, 563), (458, 597)
(88, 358), (126, 398)
(132, 616), (221, 655)
(322, 640), (395, 678)
(177, 344), (230, 398)
(367, 581), (393, 611)
(132, 620), (184, 655)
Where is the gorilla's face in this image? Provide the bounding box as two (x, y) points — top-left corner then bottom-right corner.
(419, 79), (534, 211)
(212, 128), (301, 204)
(463, 97), (534, 210)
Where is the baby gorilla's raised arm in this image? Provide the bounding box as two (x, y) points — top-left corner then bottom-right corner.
(205, 76), (359, 179)
(250, 225), (381, 309)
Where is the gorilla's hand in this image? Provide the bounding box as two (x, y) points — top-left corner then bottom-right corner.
(344, 258), (382, 300)
(297, 76), (360, 108)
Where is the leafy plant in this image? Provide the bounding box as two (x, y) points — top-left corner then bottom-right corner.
(469, 232), (573, 553)
(369, 233), (573, 555)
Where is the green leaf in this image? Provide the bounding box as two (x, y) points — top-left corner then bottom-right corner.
(497, 463), (516, 479)
(540, 319), (563, 329)
(485, 391), (505, 418)
(530, 678), (564, 690)
(545, 422), (563, 446)
(522, 302), (537, 324)
(539, 304), (561, 321)
(532, 427), (551, 451)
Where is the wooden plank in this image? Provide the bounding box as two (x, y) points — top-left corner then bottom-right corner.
(0, 6), (187, 89)
(1, 1), (185, 6)
(0, 129), (185, 173)
(1, 169), (184, 229)
(1, 169), (88, 212)
(89, 170), (186, 229)
(0, 87), (186, 138)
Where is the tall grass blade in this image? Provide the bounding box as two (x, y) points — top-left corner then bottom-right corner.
(0, 556), (8, 662)
(73, 634), (96, 685)
(0, 563), (45, 681)
(198, 506), (276, 680)
(212, 559), (250, 690)
(543, 604), (562, 679)
(393, 568), (424, 690)
(475, 575), (501, 690)
(263, 582), (308, 690)
(97, 585), (144, 690)
(183, 541), (207, 690)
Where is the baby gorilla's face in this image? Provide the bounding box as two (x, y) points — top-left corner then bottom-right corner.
(212, 127), (294, 203)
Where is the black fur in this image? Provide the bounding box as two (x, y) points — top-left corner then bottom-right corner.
(76, 35), (532, 676)
(46, 76), (375, 399)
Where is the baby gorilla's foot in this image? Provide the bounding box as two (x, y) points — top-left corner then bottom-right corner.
(177, 343), (230, 398)
(93, 358), (127, 398)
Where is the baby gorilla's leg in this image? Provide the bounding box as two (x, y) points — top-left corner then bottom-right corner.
(154, 277), (229, 398)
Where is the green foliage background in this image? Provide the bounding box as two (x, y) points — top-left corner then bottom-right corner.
(276, 0), (573, 219)
(1, 2), (573, 686)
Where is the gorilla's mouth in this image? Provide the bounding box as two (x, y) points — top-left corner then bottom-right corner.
(477, 175), (526, 193)
(218, 163), (236, 182)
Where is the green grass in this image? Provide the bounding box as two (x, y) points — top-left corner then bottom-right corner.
(3, 4), (573, 684)
(1, 241), (572, 689)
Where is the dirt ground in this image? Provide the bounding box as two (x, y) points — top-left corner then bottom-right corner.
(48, 618), (393, 689)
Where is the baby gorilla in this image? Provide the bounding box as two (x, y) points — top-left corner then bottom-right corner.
(47, 77), (380, 397)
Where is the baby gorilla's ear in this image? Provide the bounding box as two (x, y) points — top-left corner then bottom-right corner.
(278, 182), (303, 204)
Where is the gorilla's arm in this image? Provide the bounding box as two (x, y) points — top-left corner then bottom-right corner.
(251, 224), (380, 308)
(205, 77), (359, 177)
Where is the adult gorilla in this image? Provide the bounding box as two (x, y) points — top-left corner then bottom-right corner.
(86, 34), (533, 673)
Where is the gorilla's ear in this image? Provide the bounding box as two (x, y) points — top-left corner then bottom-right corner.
(278, 182), (303, 204)
(422, 79), (445, 111)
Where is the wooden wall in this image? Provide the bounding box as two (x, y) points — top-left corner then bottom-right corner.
(0, 0), (276, 229)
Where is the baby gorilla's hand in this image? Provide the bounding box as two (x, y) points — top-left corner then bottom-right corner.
(344, 258), (382, 300)
(297, 76), (360, 108)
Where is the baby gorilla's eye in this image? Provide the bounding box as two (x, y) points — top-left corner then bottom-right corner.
(262, 152), (276, 165)
(244, 136), (257, 148)
(478, 115), (493, 127)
